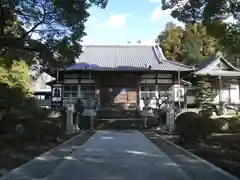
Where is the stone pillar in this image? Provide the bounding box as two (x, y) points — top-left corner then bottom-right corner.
(166, 108), (175, 133)
(66, 104), (77, 135)
(75, 113), (80, 132)
(142, 97), (152, 128)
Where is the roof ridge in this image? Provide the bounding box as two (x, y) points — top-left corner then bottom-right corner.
(83, 44), (154, 47)
(152, 45), (193, 70)
(218, 56), (240, 72)
(152, 45), (163, 64)
(162, 59), (194, 69)
(67, 44), (194, 72)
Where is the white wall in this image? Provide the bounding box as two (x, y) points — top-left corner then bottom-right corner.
(33, 72), (55, 92)
(212, 84), (240, 104)
(139, 84), (185, 110)
(185, 83), (240, 105)
(139, 98), (158, 110)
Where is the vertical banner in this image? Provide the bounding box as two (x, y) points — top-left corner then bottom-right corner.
(51, 84), (63, 109)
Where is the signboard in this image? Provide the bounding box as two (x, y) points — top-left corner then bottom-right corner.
(51, 84), (63, 108)
(173, 84), (185, 102)
(66, 104), (75, 112)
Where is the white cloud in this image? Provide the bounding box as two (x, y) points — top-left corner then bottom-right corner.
(149, 0), (188, 22)
(150, 7), (172, 21)
(150, 7), (162, 21)
(224, 16), (238, 24)
(149, 6), (184, 28)
(106, 14), (128, 29)
(149, 6), (184, 30)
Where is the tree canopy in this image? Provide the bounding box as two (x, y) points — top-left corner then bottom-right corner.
(0, 0), (107, 68)
(156, 22), (218, 65)
(156, 22), (184, 61)
(161, 0), (240, 55)
(0, 0), (108, 120)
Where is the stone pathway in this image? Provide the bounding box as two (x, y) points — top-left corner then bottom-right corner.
(45, 130), (189, 180)
(1, 130), (239, 180)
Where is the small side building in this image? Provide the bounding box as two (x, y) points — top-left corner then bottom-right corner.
(32, 72), (55, 108)
(187, 55), (240, 106)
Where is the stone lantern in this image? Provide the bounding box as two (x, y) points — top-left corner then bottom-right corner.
(142, 97), (152, 128)
(66, 104), (77, 134)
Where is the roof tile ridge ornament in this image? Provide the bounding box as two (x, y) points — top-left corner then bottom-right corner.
(216, 51), (223, 58)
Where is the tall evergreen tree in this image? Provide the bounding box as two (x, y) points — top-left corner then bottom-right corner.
(156, 23), (184, 61)
(156, 22), (218, 65)
(161, 0), (240, 59)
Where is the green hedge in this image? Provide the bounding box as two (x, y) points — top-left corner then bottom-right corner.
(26, 120), (64, 141)
(175, 112), (214, 142)
(211, 116), (240, 133)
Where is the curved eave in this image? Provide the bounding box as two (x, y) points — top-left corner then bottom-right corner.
(195, 70), (240, 77)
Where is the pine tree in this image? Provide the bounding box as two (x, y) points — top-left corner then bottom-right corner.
(195, 77), (212, 107)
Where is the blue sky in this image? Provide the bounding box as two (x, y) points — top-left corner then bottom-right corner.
(82, 0), (183, 45)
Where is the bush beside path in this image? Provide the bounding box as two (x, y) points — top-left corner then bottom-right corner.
(0, 130), (95, 178)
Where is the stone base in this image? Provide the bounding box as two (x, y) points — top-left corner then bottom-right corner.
(66, 124), (76, 135)
(79, 116), (92, 130)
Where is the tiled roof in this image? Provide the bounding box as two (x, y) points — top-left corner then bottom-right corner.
(65, 45), (193, 72)
(196, 56), (240, 76)
(197, 57), (215, 71)
(31, 72), (55, 92)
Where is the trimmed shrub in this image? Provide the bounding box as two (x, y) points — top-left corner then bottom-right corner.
(213, 116), (240, 133)
(199, 108), (213, 118)
(0, 111), (26, 134)
(26, 120), (64, 141)
(211, 118), (228, 132)
(228, 116), (240, 132)
(175, 112), (213, 142)
(211, 116), (240, 133)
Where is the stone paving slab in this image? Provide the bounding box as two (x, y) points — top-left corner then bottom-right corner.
(44, 130), (189, 180)
(2, 130), (239, 180)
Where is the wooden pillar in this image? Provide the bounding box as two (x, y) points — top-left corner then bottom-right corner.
(136, 73), (141, 110)
(95, 73), (101, 107)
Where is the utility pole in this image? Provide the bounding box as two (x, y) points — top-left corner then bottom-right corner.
(178, 69), (181, 108)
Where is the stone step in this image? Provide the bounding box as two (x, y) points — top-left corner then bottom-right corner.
(94, 119), (144, 130)
(96, 109), (141, 119)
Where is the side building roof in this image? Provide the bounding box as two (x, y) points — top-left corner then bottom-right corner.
(196, 56), (240, 76)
